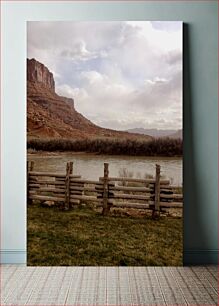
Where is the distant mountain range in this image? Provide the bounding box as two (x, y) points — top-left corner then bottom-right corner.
(127, 128), (182, 139)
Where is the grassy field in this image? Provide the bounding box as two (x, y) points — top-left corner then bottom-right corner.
(27, 204), (182, 266)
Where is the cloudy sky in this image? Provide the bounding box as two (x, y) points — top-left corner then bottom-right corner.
(27, 21), (182, 131)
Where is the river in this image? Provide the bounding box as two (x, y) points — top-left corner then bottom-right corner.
(28, 152), (182, 186)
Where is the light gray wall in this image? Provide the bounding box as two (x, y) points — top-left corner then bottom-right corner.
(1, 1), (218, 264)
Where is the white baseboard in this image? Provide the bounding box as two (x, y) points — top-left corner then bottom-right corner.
(1, 250), (26, 264)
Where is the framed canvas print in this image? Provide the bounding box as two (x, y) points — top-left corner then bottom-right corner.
(27, 21), (183, 266)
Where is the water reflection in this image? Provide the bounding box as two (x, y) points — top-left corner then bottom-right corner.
(28, 153), (182, 186)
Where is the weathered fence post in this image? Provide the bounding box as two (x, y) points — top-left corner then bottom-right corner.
(27, 161), (34, 204)
(153, 164), (161, 218)
(55, 162), (73, 193)
(69, 161), (73, 175)
(69, 161), (73, 208)
(27, 161), (30, 204)
(102, 163), (109, 216)
(64, 162), (71, 210)
(30, 161), (34, 172)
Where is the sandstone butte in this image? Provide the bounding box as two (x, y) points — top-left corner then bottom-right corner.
(27, 58), (152, 141)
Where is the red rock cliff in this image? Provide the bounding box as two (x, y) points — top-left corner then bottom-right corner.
(27, 58), (152, 141)
(27, 58), (55, 91)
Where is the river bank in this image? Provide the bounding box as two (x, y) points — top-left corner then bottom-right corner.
(27, 151), (182, 186)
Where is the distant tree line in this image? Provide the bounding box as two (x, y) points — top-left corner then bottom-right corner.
(27, 137), (182, 157)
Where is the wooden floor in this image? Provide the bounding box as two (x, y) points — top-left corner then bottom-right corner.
(1, 265), (218, 305)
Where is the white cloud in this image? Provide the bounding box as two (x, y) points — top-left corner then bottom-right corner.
(27, 21), (182, 130)
(127, 21), (182, 52)
(60, 40), (106, 62)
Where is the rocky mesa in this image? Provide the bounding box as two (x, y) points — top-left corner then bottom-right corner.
(27, 58), (55, 92)
(27, 58), (152, 141)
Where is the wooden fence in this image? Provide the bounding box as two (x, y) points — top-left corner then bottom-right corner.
(27, 161), (183, 217)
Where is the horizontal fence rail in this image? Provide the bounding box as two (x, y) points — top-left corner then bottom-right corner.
(27, 161), (183, 217)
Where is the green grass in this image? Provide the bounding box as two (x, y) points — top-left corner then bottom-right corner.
(27, 204), (183, 266)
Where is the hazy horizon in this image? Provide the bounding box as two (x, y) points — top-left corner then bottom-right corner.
(27, 21), (182, 131)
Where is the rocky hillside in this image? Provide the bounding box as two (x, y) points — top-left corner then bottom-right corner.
(27, 58), (152, 141)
